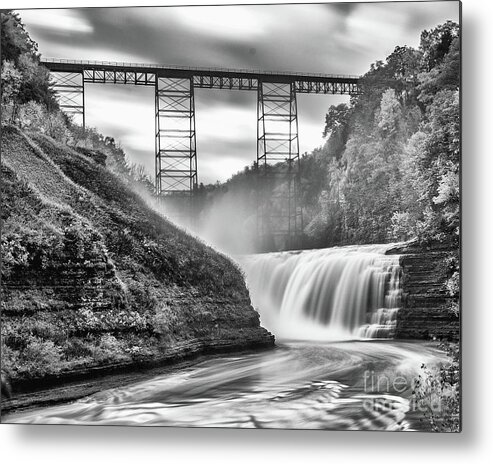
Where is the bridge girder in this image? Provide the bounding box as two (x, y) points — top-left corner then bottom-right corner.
(42, 59), (361, 95)
(83, 69), (156, 86)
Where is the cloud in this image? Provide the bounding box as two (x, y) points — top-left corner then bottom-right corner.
(18, 2), (460, 184)
(20, 9), (93, 35)
(165, 5), (269, 42)
(195, 100), (256, 183)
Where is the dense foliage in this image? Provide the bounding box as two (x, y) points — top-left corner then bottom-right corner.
(1, 10), (58, 115)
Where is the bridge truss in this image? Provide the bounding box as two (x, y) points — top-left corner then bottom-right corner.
(257, 82), (302, 250)
(42, 59), (360, 249)
(155, 77), (197, 222)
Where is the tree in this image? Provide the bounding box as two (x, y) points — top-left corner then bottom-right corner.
(17, 100), (70, 141)
(1, 60), (22, 103)
(420, 20), (460, 72)
(418, 36), (460, 104)
(1, 60), (22, 124)
(16, 53), (58, 109)
(322, 103), (352, 161)
(1, 11), (58, 113)
(377, 88), (403, 139)
(416, 89), (460, 243)
(128, 163), (155, 195)
(1, 10), (39, 64)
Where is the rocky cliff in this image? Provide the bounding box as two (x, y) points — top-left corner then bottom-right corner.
(386, 242), (460, 340)
(1, 126), (274, 393)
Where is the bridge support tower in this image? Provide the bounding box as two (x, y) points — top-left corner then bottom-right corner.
(257, 81), (303, 251)
(51, 71), (85, 128)
(155, 76), (198, 226)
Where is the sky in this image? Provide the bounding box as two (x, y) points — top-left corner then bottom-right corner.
(18, 1), (459, 184)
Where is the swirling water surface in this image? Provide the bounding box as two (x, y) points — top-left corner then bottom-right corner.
(6, 341), (443, 430)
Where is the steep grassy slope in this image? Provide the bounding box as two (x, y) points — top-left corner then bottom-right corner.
(1, 126), (274, 386)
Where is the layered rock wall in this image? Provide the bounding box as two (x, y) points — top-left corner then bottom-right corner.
(387, 242), (459, 340)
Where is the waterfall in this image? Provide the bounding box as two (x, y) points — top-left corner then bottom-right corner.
(238, 244), (402, 341)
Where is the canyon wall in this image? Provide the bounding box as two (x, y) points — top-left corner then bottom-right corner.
(387, 242), (459, 340)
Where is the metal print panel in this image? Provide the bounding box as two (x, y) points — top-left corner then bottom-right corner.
(0, 1), (461, 431)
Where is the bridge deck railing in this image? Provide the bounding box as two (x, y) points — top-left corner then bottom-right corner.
(41, 58), (360, 81)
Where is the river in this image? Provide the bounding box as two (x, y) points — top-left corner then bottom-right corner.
(5, 244), (446, 430)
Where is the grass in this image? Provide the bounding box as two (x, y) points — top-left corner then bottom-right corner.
(1, 126), (271, 383)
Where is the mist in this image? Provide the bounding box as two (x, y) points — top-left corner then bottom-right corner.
(194, 188), (258, 255)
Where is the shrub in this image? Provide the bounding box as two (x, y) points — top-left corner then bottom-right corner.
(0, 340), (20, 377)
(18, 101), (70, 142)
(1, 232), (29, 277)
(412, 342), (460, 432)
(91, 333), (129, 363)
(29, 318), (68, 343)
(62, 337), (94, 359)
(151, 303), (177, 338)
(62, 221), (105, 264)
(1, 217), (64, 277)
(19, 336), (64, 377)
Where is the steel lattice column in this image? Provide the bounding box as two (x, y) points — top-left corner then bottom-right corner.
(50, 71), (85, 128)
(155, 76), (197, 224)
(257, 81), (302, 250)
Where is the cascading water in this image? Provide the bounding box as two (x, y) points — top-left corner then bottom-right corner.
(238, 244), (403, 341)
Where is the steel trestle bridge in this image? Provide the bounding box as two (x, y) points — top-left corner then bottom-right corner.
(41, 58), (361, 249)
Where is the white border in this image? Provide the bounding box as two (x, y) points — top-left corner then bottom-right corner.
(2, 0), (492, 462)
